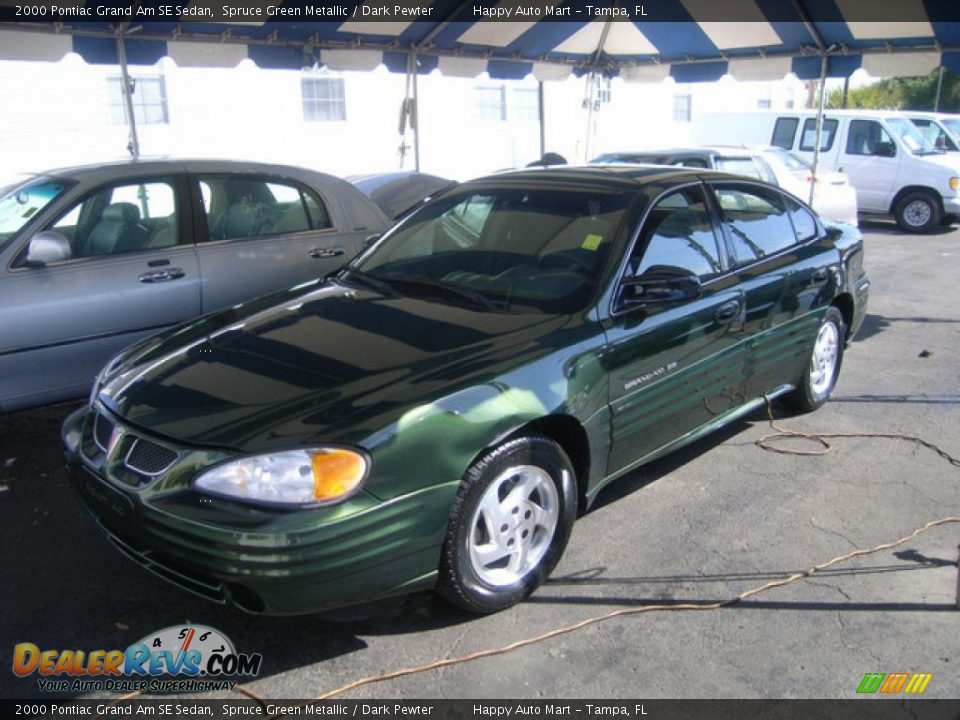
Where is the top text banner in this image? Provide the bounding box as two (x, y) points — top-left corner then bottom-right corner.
(1, 0), (958, 23)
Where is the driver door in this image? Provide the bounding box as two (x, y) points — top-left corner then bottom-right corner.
(602, 184), (747, 476)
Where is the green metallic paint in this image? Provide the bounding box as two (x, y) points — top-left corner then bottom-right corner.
(62, 167), (868, 615)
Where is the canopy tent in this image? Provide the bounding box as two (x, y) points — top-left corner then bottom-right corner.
(1, 1), (958, 185)
(2, 1), (959, 80)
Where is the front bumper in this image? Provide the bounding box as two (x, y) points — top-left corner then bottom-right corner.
(63, 406), (457, 615)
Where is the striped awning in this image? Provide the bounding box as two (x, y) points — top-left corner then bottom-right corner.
(0, 0), (958, 81)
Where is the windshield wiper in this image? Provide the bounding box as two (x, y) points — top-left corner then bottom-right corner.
(338, 268), (397, 297)
(380, 273), (505, 312)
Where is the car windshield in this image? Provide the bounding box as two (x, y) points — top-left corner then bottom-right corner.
(0, 177), (70, 243)
(941, 117), (960, 137)
(350, 185), (629, 314)
(887, 117), (939, 154)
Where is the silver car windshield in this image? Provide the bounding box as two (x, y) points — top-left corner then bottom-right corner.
(887, 117), (939, 154)
(352, 186), (629, 313)
(0, 177), (70, 243)
(942, 118), (960, 137)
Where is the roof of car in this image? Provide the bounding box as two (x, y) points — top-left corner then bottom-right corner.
(29, 158), (344, 184)
(466, 163), (730, 189)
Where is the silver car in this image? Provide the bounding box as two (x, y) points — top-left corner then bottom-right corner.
(0, 159), (390, 411)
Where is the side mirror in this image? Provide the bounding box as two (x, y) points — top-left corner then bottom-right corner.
(619, 265), (703, 308)
(874, 142), (896, 158)
(23, 230), (71, 267)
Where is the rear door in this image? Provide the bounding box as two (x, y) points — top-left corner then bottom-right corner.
(603, 183), (747, 475)
(707, 182), (836, 399)
(190, 174), (359, 312)
(0, 175), (200, 409)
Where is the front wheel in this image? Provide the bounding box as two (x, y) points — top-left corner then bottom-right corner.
(895, 191), (942, 233)
(784, 307), (845, 413)
(437, 435), (577, 614)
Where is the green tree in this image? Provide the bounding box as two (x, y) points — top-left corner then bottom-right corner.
(825, 68), (960, 112)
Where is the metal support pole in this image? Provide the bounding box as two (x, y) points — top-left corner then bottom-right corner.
(955, 542), (959, 610)
(116, 31), (140, 159)
(809, 54), (828, 206)
(537, 81), (546, 158)
(411, 52), (421, 173)
(934, 66), (944, 112)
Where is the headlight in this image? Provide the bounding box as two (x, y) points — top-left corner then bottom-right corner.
(950, 177), (959, 191)
(194, 449), (368, 506)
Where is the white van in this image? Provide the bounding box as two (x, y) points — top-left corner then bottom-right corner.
(693, 110), (960, 233)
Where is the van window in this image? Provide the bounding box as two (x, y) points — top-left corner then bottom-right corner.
(844, 120), (896, 157)
(771, 118), (799, 149)
(798, 118), (839, 152)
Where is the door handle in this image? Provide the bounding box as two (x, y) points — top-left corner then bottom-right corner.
(812, 268), (829, 286)
(138, 268), (185, 283)
(715, 300), (741, 325)
(308, 246), (346, 259)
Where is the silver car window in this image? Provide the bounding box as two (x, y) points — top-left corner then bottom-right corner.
(0, 178), (69, 243)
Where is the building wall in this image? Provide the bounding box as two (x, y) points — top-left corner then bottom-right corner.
(0, 55), (809, 185)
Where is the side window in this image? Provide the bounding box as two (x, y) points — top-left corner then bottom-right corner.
(632, 186), (723, 280)
(713, 186), (795, 265)
(714, 157), (763, 181)
(49, 178), (179, 260)
(845, 119), (896, 157)
(751, 156), (779, 186)
(199, 176), (332, 241)
(784, 196), (818, 242)
(676, 158), (709, 168)
(798, 118), (839, 152)
(771, 117), (799, 149)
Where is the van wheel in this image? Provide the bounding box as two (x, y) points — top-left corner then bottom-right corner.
(784, 307), (845, 414)
(436, 435), (577, 614)
(895, 191), (941, 233)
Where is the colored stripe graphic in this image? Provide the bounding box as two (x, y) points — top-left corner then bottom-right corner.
(857, 672), (932, 694)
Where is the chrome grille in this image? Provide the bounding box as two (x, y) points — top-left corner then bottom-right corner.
(93, 412), (115, 453)
(125, 438), (179, 477)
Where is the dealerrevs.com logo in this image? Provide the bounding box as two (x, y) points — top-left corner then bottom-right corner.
(13, 625), (262, 693)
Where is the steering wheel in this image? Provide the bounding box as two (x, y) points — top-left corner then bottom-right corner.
(538, 250), (595, 275)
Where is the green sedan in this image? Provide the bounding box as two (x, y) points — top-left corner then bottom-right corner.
(63, 166), (869, 615)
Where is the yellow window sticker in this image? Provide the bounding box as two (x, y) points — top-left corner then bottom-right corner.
(581, 234), (603, 251)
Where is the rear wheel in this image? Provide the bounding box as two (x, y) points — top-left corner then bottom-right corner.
(894, 191), (941, 233)
(784, 307), (845, 413)
(437, 435), (577, 614)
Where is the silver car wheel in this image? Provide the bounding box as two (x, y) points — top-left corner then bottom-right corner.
(467, 464), (559, 587)
(902, 199), (933, 228)
(809, 321), (839, 398)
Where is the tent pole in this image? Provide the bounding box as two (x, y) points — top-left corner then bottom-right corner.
(411, 51), (421, 172)
(537, 81), (546, 158)
(934, 66), (944, 111)
(809, 54), (828, 206)
(116, 29), (140, 159)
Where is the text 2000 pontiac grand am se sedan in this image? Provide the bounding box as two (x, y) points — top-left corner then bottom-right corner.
(64, 166), (869, 615)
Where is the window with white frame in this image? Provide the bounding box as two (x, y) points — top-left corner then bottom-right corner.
(475, 86), (507, 121)
(673, 88), (692, 122)
(512, 88), (539, 122)
(302, 76), (346, 122)
(107, 75), (169, 125)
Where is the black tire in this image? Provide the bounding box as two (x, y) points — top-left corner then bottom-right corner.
(894, 191), (942, 233)
(436, 435), (577, 614)
(784, 306), (845, 414)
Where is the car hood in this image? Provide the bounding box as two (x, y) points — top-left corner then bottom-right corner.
(97, 281), (569, 451)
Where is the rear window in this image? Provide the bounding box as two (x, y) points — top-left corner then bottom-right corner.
(799, 118), (839, 152)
